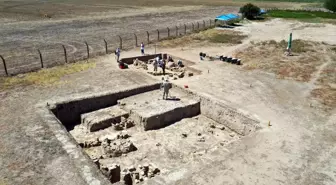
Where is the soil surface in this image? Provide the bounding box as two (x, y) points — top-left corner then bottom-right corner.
(0, 18), (335, 185)
(0, 4), (238, 75)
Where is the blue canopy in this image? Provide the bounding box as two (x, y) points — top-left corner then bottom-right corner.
(215, 13), (239, 21)
(260, 9), (267, 14)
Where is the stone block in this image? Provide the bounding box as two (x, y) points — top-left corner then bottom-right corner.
(81, 106), (129, 132)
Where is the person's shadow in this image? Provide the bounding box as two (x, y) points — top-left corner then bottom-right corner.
(166, 96), (180, 101)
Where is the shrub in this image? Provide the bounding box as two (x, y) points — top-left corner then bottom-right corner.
(239, 3), (261, 20)
(324, 0), (336, 12)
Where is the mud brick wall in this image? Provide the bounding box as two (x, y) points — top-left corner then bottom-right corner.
(140, 102), (200, 130)
(120, 54), (162, 64)
(200, 98), (260, 136)
(50, 83), (161, 130)
(172, 84), (260, 136)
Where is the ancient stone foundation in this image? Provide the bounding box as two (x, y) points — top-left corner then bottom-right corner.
(46, 83), (260, 185)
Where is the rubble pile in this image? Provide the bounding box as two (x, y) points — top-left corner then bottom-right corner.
(133, 59), (148, 70)
(101, 137), (137, 158)
(114, 117), (134, 131)
(121, 164), (161, 184)
(100, 164), (121, 183)
(79, 137), (101, 148)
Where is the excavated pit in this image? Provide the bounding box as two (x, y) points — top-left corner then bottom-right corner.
(46, 83), (260, 185)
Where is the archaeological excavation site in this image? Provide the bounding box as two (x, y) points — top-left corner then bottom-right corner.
(39, 80), (261, 185)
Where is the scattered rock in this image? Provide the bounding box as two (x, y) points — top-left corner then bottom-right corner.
(209, 124), (216, 129)
(117, 131), (131, 139)
(173, 76), (178, 80)
(129, 166), (136, 172)
(219, 126), (225, 130)
(114, 123), (124, 131)
(181, 133), (188, 138)
(121, 171), (132, 185)
(120, 164), (160, 184)
(197, 133), (202, 136)
(197, 137), (205, 142)
(100, 164), (121, 183)
(220, 140), (228, 146)
(93, 158), (100, 168)
(177, 71), (184, 78)
(102, 138), (137, 158)
(17, 74), (25, 78)
(187, 72), (193, 77)
(119, 101), (126, 106)
(114, 117), (134, 131)
(156, 143), (161, 146)
(80, 137), (101, 148)
(229, 133), (235, 137)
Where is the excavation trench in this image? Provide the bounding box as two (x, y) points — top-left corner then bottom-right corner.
(46, 83), (260, 184)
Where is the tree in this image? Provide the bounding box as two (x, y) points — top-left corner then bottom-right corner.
(239, 3), (261, 20)
(324, 0), (336, 12)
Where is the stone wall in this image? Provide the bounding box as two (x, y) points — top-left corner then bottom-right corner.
(120, 54), (162, 64)
(50, 83), (161, 130)
(142, 101), (200, 130)
(172, 84), (260, 136)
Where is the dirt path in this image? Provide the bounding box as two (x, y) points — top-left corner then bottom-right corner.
(310, 56), (332, 86)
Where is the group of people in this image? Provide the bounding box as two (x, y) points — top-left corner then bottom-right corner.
(153, 55), (166, 75)
(114, 43), (173, 100)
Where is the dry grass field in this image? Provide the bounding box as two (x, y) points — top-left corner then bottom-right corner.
(0, 0), (308, 20)
(0, 0), (319, 76)
(1, 1), (335, 185)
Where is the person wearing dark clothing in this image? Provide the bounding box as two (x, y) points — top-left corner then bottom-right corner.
(162, 60), (166, 75)
(199, 52), (204, 60)
(168, 55), (174, 62)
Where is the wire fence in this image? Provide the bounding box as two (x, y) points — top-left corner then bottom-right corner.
(2, 8), (330, 76)
(0, 19), (215, 76)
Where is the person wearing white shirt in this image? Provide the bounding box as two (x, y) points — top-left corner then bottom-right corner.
(140, 42), (145, 55)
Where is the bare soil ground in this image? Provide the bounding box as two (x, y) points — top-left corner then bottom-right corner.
(0, 0), (317, 76)
(0, 5), (237, 75)
(0, 8), (336, 185)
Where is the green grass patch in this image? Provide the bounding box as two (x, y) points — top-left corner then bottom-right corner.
(207, 33), (247, 44)
(267, 10), (336, 19)
(253, 0), (323, 2)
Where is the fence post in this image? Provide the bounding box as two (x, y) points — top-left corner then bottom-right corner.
(104, 39), (108, 54)
(134, 33), (138, 47)
(37, 49), (43, 68)
(203, 20), (206, 29)
(192, 23), (194, 31)
(118, 36), (122, 49)
(0, 55), (8, 76)
(184, 24), (187, 34)
(85, 41), (89, 59)
(197, 22), (200, 30)
(146, 31), (150, 44)
(157, 29), (160, 41)
(176, 26), (178, 36)
(167, 27), (170, 37)
(62, 45), (67, 63)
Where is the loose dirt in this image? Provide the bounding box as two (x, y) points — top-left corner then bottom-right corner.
(0, 17), (335, 185)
